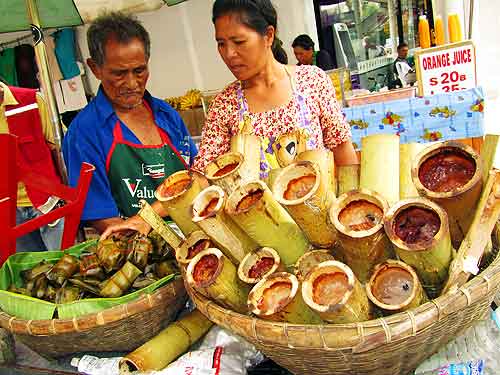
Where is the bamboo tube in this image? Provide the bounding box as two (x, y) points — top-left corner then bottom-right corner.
(337, 164), (360, 196)
(238, 247), (283, 284)
(225, 180), (310, 268)
(230, 134), (261, 181)
(481, 135), (500, 186)
(186, 248), (250, 313)
(138, 200), (182, 249)
(296, 149), (336, 198)
(360, 134), (400, 204)
(248, 272), (322, 324)
(176, 230), (214, 267)
(294, 249), (335, 282)
(366, 260), (428, 315)
(120, 310), (213, 373)
(329, 189), (393, 283)
(205, 151), (253, 194)
(192, 186), (258, 264)
(384, 198), (454, 297)
(442, 169), (500, 294)
(400, 143), (426, 199)
(100, 261), (142, 298)
(411, 141), (483, 248)
(273, 161), (337, 248)
(301, 260), (372, 323)
(155, 170), (207, 236)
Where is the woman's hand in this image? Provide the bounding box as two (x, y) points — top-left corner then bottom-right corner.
(100, 215), (151, 241)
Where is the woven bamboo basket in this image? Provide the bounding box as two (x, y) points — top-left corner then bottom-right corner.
(188, 253), (500, 375)
(0, 277), (186, 358)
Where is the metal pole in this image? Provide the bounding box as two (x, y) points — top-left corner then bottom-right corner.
(25, 0), (68, 183)
(468, 0), (474, 39)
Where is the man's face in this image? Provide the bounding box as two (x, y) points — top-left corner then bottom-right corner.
(88, 36), (149, 111)
(398, 46), (409, 59)
(293, 46), (314, 65)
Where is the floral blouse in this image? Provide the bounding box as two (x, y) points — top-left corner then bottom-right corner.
(193, 65), (351, 171)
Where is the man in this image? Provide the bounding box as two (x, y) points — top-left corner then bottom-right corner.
(393, 42), (416, 87)
(0, 77), (64, 252)
(63, 12), (197, 234)
(292, 34), (334, 71)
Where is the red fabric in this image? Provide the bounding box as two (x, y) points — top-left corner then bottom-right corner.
(6, 86), (61, 207)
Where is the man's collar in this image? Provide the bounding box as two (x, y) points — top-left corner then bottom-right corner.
(0, 82), (19, 107)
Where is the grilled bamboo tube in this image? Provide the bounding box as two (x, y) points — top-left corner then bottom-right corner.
(400, 143), (426, 199)
(294, 249), (335, 282)
(411, 141), (483, 248)
(329, 189), (393, 283)
(225, 180), (310, 268)
(230, 134), (261, 181)
(186, 248), (249, 313)
(360, 134), (400, 204)
(302, 261), (372, 323)
(100, 261), (142, 298)
(273, 161), (336, 248)
(384, 198), (454, 297)
(205, 151), (254, 194)
(337, 164), (360, 196)
(248, 272), (322, 324)
(120, 310), (213, 373)
(480, 135), (499, 186)
(192, 185), (258, 264)
(442, 169), (500, 294)
(238, 247), (283, 284)
(138, 200), (182, 249)
(155, 170), (206, 236)
(296, 149), (336, 198)
(366, 260), (428, 314)
(176, 230), (214, 267)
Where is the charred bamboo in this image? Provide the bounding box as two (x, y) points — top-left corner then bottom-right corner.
(238, 247), (283, 284)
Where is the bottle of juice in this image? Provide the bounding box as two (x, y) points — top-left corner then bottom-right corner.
(434, 15), (446, 46)
(448, 13), (463, 43)
(419, 15), (431, 49)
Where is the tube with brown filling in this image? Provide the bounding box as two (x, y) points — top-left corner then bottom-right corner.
(238, 247), (283, 284)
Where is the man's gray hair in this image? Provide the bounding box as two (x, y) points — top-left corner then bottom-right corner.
(87, 12), (151, 66)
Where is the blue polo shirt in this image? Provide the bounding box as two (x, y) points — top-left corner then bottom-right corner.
(63, 87), (198, 221)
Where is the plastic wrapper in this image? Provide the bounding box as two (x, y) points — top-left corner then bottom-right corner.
(416, 359), (484, 375)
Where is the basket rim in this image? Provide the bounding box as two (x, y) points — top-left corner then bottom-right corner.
(0, 276), (185, 336)
(189, 252), (500, 354)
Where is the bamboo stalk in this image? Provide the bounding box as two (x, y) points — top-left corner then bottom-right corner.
(384, 198), (454, 297)
(337, 164), (360, 196)
(294, 249), (335, 282)
(296, 149), (336, 198)
(442, 169), (500, 294)
(230, 134), (261, 181)
(238, 247), (284, 284)
(400, 143), (426, 199)
(366, 260), (428, 314)
(176, 230), (214, 267)
(329, 189), (393, 283)
(119, 310), (213, 373)
(205, 151), (253, 194)
(301, 261), (372, 323)
(411, 141), (483, 248)
(480, 135), (499, 186)
(273, 161), (337, 248)
(360, 134), (400, 204)
(186, 248), (250, 313)
(225, 180), (310, 269)
(192, 185), (258, 264)
(155, 170), (207, 236)
(138, 200), (182, 249)
(248, 272), (322, 324)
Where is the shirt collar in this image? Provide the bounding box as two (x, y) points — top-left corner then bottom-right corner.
(0, 82), (19, 107)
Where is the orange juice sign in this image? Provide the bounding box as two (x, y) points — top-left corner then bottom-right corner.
(415, 41), (476, 96)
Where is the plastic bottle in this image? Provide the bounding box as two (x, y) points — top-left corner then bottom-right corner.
(415, 307), (500, 375)
(448, 13), (463, 43)
(418, 15), (431, 49)
(70, 355), (121, 375)
(434, 15), (446, 46)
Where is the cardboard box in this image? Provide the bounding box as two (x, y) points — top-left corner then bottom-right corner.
(179, 107), (205, 136)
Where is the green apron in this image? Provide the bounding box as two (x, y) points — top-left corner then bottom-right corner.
(106, 103), (187, 218)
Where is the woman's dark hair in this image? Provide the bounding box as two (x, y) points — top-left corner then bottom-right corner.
(292, 34), (315, 50)
(212, 0), (283, 61)
(273, 38), (288, 64)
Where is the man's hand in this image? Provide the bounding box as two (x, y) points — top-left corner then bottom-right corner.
(99, 215), (151, 241)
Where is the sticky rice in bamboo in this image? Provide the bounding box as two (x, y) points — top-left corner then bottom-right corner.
(238, 247), (283, 284)
(294, 250), (335, 282)
(176, 230), (214, 267)
(296, 149), (336, 198)
(205, 151), (257, 194)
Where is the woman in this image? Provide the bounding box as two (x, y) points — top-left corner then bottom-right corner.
(101, 0), (358, 239)
(292, 34), (334, 71)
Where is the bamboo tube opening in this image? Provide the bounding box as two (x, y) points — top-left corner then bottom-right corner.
(192, 186), (225, 221)
(294, 250), (335, 282)
(120, 359), (138, 373)
(302, 261), (355, 313)
(205, 152), (244, 181)
(186, 248), (225, 289)
(384, 198), (448, 252)
(412, 142), (482, 198)
(273, 161), (321, 205)
(155, 170), (193, 201)
(176, 231), (213, 265)
(226, 181), (267, 215)
(248, 272), (299, 316)
(366, 261), (419, 311)
(330, 189), (388, 238)
(238, 247), (282, 284)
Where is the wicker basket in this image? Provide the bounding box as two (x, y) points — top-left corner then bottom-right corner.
(0, 277), (186, 358)
(189, 254), (500, 375)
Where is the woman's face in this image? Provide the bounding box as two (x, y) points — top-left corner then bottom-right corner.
(293, 46), (314, 66)
(215, 13), (273, 81)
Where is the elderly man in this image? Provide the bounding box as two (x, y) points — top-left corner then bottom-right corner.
(63, 12), (197, 233)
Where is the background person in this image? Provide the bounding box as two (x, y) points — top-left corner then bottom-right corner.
(292, 34), (334, 71)
(394, 42), (416, 87)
